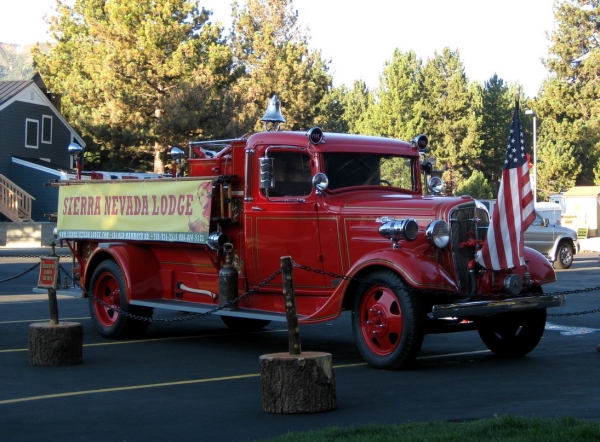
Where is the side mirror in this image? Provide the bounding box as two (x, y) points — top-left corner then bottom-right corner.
(427, 176), (443, 195)
(421, 161), (433, 174)
(543, 218), (550, 227)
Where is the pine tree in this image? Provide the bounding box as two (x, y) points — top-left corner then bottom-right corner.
(455, 170), (494, 199)
(229, 0), (331, 133)
(360, 49), (425, 141)
(420, 48), (482, 194)
(537, 0), (600, 187)
(33, 0), (232, 172)
(476, 75), (513, 195)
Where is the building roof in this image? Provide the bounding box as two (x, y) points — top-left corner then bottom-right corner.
(0, 79), (85, 147)
(0, 80), (31, 106)
(563, 186), (600, 197)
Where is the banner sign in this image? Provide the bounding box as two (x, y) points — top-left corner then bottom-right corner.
(57, 180), (213, 244)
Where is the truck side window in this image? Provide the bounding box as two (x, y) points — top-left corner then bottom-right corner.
(267, 151), (312, 197)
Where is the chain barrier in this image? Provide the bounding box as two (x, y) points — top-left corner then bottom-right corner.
(0, 254), (73, 259)
(292, 262), (600, 317)
(58, 263), (282, 323)
(0, 262), (41, 283)
(1, 253), (599, 319)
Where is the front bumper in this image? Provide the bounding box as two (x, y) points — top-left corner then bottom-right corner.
(431, 294), (566, 319)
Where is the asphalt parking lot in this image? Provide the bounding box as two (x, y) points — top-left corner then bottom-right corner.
(1, 249), (600, 442)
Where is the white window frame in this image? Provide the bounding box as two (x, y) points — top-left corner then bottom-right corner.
(42, 115), (53, 144)
(25, 119), (39, 149)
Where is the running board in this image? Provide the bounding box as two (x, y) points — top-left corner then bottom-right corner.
(130, 299), (292, 322)
(430, 294), (566, 319)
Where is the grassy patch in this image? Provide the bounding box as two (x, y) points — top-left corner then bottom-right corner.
(257, 416), (600, 442)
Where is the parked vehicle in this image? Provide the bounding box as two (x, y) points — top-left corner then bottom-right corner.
(524, 211), (580, 269)
(54, 96), (564, 370)
(534, 202), (563, 226)
(478, 199), (576, 269)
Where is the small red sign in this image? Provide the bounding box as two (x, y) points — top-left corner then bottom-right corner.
(38, 256), (60, 289)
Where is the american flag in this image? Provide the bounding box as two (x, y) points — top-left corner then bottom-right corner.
(477, 102), (535, 270)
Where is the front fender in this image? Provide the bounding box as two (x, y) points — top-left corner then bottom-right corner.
(85, 244), (164, 301)
(349, 248), (460, 292)
(524, 246), (556, 284)
(299, 247), (458, 324)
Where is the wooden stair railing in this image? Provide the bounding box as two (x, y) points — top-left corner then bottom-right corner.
(0, 174), (35, 222)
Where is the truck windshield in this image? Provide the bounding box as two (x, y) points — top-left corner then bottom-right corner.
(323, 153), (415, 191)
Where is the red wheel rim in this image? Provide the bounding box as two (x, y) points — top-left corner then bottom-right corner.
(92, 271), (122, 327)
(359, 285), (403, 356)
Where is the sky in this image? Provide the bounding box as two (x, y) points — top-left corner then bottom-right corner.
(0, 0), (557, 96)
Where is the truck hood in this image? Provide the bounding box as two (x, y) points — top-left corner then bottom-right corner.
(323, 190), (476, 220)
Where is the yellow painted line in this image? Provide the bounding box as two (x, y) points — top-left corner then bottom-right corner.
(0, 355), (495, 405)
(84, 329), (288, 347)
(0, 373), (261, 405)
(418, 349), (491, 359)
(0, 317), (90, 325)
(0, 294), (78, 303)
(0, 361), (368, 405)
(0, 328), (289, 353)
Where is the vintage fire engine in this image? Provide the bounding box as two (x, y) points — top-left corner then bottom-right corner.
(56, 96), (564, 370)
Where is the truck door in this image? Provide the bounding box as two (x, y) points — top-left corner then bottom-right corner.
(245, 148), (327, 289)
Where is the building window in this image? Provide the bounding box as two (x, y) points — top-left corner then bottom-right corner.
(25, 119), (39, 148)
(42, 115), (53, 144)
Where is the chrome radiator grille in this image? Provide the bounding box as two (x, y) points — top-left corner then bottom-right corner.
(449, 203), (490, 295)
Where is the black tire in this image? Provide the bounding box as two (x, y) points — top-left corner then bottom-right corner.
(88, 260), (153, 338)
(554, 241), (574, 269)
(477, 309), (546, 357)
(351, 269), (425, 370)
(221, 316), (271, 332)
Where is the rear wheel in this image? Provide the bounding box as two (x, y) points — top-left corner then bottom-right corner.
(220, 316), (271, 332)
(88, 260), (153, 338)
(554, 241), (574, 269)
(351, 269), (424, 370)
(477, 309), (546, 357)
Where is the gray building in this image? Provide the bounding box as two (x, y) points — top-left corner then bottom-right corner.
(0, 76), (84, 222)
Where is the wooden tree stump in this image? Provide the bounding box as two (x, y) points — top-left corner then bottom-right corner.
(29, 322), (83, 366)
(259, 351), (336, 414)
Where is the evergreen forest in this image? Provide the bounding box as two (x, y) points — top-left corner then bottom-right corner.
(5, 0), (598, 201)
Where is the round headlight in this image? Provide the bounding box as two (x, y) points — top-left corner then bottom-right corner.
(426, 220), (450, 249)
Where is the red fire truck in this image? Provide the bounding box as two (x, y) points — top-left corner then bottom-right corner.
(56, 96), (564, 370)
